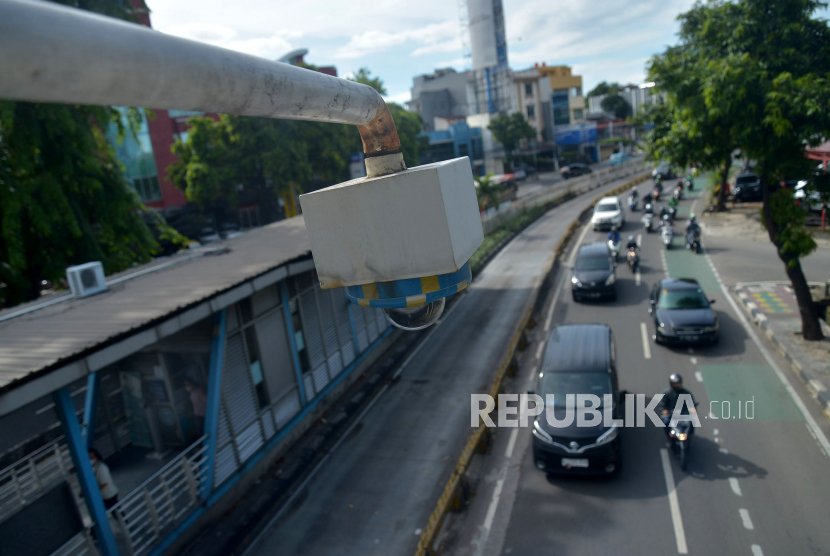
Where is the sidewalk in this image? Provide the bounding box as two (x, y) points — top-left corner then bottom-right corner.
(697, 195), (830, 420)
(733, 282), (830, 419)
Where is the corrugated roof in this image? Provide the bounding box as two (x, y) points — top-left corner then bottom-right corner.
(0, 216), (311, 395)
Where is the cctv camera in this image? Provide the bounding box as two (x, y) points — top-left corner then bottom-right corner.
(300, 156), (483, 330)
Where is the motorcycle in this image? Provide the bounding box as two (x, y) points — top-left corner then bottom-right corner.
(628, 194), (638, 211)
(652, 185), (662, 200)
(685, 176), (695, 191)
(673, 185), (684, 201)
(642, 212), (655, 233)
(667, 403), (699, 471)
(626, 247), (639, 272)
(661, 224), (674, 249)
(607, 238), (621, 260)
(686, 228), (701, 254)
(659, 206), (676, 225)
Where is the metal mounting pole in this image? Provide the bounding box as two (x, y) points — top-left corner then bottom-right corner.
(0, 0), (401, 161)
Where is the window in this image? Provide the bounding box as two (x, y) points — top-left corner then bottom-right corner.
(571, 86), (582, 97)
(525, 83), (533, 97)
(458, 143), (469, 158)
(168, 110), (204, 119)
(573, 108), (584, 121)
(526, 105), (535, 119)
(130, 176), (161, 203)
(552, 89), (570, 125)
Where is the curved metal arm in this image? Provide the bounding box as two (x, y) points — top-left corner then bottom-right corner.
(0, 0), (400, 157)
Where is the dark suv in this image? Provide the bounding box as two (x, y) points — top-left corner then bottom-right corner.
(561, 163), (592, 179)
(571, 242), (616, 301)
(531, 323), (623, 475)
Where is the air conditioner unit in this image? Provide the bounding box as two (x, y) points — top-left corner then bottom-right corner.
(66, 262), (107, 298)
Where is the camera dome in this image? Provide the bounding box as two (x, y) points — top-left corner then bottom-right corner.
(383, 299), (445, 331)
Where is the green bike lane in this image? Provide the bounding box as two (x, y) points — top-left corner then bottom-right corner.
(659, 183), (830, 556)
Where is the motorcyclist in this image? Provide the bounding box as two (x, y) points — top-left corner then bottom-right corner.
(630, 187), (639, 201)
(685, 213), (700, 246)
(626, 235), (637, 252)
(659, 374), (697, 436)
(643, 201), (654, 215)
(607, 226), (621, 244)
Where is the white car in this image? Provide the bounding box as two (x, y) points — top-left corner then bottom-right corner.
(592, 196), (625, 231)
(794, 180), (825, 212)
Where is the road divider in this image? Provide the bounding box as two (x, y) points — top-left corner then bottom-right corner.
(414, 167), (652, 556)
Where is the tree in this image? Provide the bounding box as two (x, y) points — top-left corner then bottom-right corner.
(0, 0), (173, 307)
(348, 68), (388, 96)
(601, 95), (633, 120)
(488, 112), (537, 168)
(644, 0), (830, 340)
(474, 174), (501, 211)
(586, 81), (620, 99)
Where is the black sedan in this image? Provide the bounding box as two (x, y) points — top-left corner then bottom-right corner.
(649, 278), (719, 345)
(571, 242), (616, 302)
(561, 163), (592, 179)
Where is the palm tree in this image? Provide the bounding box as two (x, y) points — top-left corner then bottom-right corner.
(475, 174), (501, 212)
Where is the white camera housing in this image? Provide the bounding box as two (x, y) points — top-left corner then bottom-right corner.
(300, 157), (484, 290)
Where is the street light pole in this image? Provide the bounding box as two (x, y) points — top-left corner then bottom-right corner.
(0, 0), (400, 161)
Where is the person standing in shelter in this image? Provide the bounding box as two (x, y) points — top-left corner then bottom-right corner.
(89, 448), (119, 509)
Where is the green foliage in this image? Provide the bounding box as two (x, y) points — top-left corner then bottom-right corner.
(586, 81), (621, 98)
(601, 95), (632, 120)
(348, 68), (388, 95)
(388, 103), (424, 168)
(488, 112), (537, 163)
(762, 189), (817, 266)
(0, 101), (161, 306)
(474, 173), (501, 210)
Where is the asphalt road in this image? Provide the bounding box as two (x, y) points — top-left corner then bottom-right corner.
(243, 171), (646, 556)
(441, 180), (830, 556)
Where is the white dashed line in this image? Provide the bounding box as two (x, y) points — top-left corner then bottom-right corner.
(660, 449), (688, 554)
(635, 269), (641, 286)
(475, 467), (508, 556)
(739, 508), (754, 530)
(567, 223), (593, 266)
(751, 545), (764, 556)
(641, 323), (652, 359)
(637, 233), (642, 247)
(505, 428), (519, 459)
(690, 357), (697, 365)
(535, 341), (545, 360)
(543, 275), (567, 332)
(729, 477), (742, 496)
(695, 371), (703, 382)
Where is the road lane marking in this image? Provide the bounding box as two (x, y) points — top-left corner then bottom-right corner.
(567, 222), (593, 267)
(543, 273), (567, 332)
(637, 234), (642, 247)
(729, 477), (742, 496)
(751, 545), (764, 556)
(535, 341), (545, 360)
(505, 428), (519, 459)
(660, 249), (668, 277)
(703, 251), (830, 456)
(713, 429), (719, 435)
(641, 323), (652, 359)
(695, 371), (703, 382)
(660, 449), (689, 554)
(635, 269), (641, 286)
(690, 357), (697, 364)
(739, 508), (754, 530)
(475, 467), (508, 556)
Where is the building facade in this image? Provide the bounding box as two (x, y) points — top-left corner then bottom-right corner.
(0, 220), (394, 556)
(418, 120), (485, 176)
(408, 68), (470, 131)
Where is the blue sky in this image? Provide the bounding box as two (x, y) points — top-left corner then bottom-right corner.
(146, 0), (780, 105)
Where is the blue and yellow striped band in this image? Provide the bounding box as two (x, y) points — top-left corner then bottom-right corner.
(346, 262), (471, 309)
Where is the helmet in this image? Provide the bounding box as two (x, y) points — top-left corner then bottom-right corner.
(628, 235), (634, 241)
(669, 373), (683, 385)
(612, 226), (619, 232)
(690, 213), (696, 220)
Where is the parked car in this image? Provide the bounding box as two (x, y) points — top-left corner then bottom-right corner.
(561, 163), (592, 179)
(732, 173), (761, 202)
(609, 153), (632, 166)
(649, 278), (719, 345)
(571, 242), (617, 302)
(591, 196), (625, 231)
(652, 162), (676, 180)
(531, 323), (623, 475)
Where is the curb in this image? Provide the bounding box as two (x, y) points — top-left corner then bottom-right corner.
(413, 168), (652, 556)
(732, 288), (830, 419)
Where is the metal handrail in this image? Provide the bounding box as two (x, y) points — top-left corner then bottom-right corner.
(0, 0), (399, 157)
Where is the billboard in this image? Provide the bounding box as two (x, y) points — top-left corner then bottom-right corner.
(468, 0), (498, 70)
(554, 122), (598, 146)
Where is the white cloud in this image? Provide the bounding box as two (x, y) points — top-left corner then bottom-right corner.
(334, 20), (459, 59)
(412, 37), (463, 57)
(162, 22), (295, 61)
(384, 91), (412, 105)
